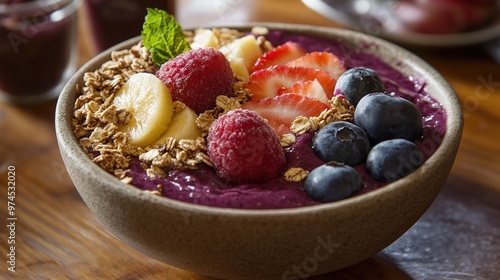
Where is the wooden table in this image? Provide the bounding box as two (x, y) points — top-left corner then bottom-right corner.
(1, 0), (499, 279)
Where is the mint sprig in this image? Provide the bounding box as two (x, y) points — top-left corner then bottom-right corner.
(141, 8), (191, 65)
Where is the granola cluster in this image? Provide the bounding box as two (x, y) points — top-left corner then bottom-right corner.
(71, 27), (354, 183)
(196, 79), (252, 136)
(72, 42), (157, 176)
(291, 97), (354, 135)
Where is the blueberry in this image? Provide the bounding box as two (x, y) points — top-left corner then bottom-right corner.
(354, 92), (423, 145)
(312, 121), (370, 166)
(334, 67), (386, 106)
(366, 139), (424, 183)
(304, 162), (364, 202)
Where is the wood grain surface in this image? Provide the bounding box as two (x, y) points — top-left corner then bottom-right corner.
(1, 0), (499, 279)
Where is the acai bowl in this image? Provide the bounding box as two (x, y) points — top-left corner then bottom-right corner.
(55, 12), (462, 280)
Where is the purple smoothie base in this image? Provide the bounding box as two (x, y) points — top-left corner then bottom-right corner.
(126, 30), (447, 209)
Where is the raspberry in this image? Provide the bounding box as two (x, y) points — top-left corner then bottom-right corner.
(156, 47), (233, 114)
(207, 109), (286, 184)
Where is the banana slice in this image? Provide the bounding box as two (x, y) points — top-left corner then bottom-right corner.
(155, 106), (202, 143)
(191, 29), (219, 49)
(226, 57), (249, 81)
(220, 35), (263, 81)
(112, 73), (174, 147)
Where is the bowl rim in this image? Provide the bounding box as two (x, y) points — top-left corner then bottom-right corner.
(55, 22), (463, 217)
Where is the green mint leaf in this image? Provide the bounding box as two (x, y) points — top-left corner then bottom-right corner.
(141, 8), (191, 65)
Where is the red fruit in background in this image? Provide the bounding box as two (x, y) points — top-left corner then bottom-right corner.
(391, 0), (495, 34)
(156, 47), (233, 114)
(286, 51), (346, 80)
(207, 109), (286, 184)
(392, 1), (462, 34)
(241, 94), (329, 135)
(245, 65), (336, 101)
(251, 41), (306, 73)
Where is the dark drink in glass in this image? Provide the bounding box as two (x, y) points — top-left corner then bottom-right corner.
(82, 0), (175, 55)
(0, 0), (80, 104)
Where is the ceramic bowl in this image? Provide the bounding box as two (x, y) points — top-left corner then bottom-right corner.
(55, 23), (463, 280)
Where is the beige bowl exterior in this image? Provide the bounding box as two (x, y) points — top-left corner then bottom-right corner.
(55, 23), (463, 280)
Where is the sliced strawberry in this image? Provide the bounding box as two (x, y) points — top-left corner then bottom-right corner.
(278, 79), (330, 105)
(241, 94), (329, 135)
(251, 42), (306, 73)
(245, 65), (336, 101)
(286, 52), (346, 80)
